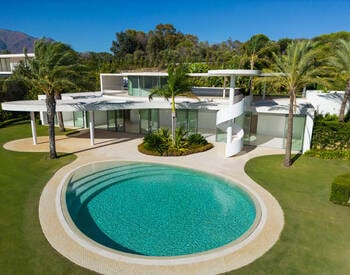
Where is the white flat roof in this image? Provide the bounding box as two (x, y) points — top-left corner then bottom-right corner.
(101, 72), (168, 77)
(1, 93), (225, 113)
(0, 53), (35, 58)
(208, 69), (261, 76)
(251, 98), (314, 115)
(101, 70), (264, 78)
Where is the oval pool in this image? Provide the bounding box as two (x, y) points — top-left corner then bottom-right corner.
(63, 162), (260, 257)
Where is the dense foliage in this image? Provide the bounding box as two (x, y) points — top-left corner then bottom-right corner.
(330, 173), (350, 205)
(304, 114), (350, 160)
(138, 128), (213, 156)
(311, 115), (350, 151)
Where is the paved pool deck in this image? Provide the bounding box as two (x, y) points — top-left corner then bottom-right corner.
(4, 130), (285, 274)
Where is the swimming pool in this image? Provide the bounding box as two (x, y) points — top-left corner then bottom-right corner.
(63, 162), (260, 258)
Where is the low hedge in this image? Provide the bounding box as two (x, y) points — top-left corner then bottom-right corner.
(138, 142), (213, 156)
(0, 117), (29, 128)
(304, 149), (350, 160)
(330, 173), (350, 206)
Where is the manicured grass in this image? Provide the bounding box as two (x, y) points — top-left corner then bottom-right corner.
(0, 122), (94, 274)
(230, 155), (350, 274)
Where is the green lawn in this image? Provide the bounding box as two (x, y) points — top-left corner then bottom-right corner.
(231, 154), (350, 274)
(0, 122), (94, 274)
(1, 122), (349, 274)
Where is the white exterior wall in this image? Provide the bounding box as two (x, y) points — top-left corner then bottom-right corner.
(302, 110), (315, 153)
(306, 90), (349, 115)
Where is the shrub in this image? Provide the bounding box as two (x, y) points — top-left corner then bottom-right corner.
(143, 129), (171, 155)
(139, 128), (213, 156)
(311, 115), (350, 151)
(330, 173), (350, 206)
(304, 149), (350, 160)
(187, 133), (208, 146)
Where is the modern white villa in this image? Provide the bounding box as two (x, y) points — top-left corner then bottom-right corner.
(1, 52), (349, 157)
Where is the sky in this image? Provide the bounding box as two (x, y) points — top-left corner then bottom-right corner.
(2, 0), (350, 53)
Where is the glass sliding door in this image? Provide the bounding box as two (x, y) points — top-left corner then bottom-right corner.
(149, 109), (159, 132)
(116, 110), (125, 132)
(176, 110), (187, 131)
(140, 109), (150, 134)
(107, 110), (116, 131)
(188, 110), (198, 134)
(283, 115), (306, 151)
(140, 109), (159, 134)
(73, 111), (84, 128)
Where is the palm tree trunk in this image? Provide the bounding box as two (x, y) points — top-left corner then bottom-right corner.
(339, 79), (350, 122)
(46, 93), (57, 159)
(55, 93), (65, 132)
(284, 90), (294, 167)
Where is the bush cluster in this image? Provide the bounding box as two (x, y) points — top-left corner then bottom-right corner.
(138, 128), (213, 156)
(304, 149), (350, 160)
(311, 115), (350, 151)
(330, 173), (350, 206)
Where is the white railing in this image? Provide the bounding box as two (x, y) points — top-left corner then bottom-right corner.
(216, 98), (245, 157)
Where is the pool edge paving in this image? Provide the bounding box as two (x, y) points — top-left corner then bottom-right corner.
(5, 131), (285, 274)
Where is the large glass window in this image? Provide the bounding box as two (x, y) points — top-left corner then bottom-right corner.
(107, 110), (125, 132)
(140, 109), (159, 134)
(128, 76), (167, 96)
(0, 58), (11, 72)
(73, 111), (84, 128)
(176, 110), (198, 134)
(284, 115), (306, 151)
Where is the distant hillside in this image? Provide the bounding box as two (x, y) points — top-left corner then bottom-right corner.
(0, 29), (37, 53)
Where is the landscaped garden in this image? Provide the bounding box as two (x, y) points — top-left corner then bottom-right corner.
(138, 128), (213, 156)
(0, 122), (349, 274)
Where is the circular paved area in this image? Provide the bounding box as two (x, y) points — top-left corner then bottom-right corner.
(4, 130), (284, 274)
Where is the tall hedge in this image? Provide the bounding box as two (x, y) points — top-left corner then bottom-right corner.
(311, 116), (350, 151)
(330, 173), (350, 205)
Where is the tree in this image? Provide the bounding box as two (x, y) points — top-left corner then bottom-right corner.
(328, 39), (350, 122)
(272, 41), (322, 167)
(239, 34), (277, 94)
(148, 64), (196, 142)
(18, 40), (82, 159)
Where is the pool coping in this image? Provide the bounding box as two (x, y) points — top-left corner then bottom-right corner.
(5, 132), (285, 274)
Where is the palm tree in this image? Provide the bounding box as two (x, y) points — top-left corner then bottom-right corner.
(21, 40), (82, 159)
(328, 39), (350, 122)
(148, 64), (195, 142)
(240, 34), (276, 94)
(272, 41), (322, 167)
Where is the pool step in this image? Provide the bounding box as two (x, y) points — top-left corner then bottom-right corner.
(66, 164), (180, 219)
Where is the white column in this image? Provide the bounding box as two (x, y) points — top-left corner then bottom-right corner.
(89, 111), (95, 146)
(226, 126), (232, 144)
(100, 74), (104, 95)
(223, 76), (227, 98)
(30, 112), (37, 145)
(302, 110), (315, 153)
(229, 75), (235, 104)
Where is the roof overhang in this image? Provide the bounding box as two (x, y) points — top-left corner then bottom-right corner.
(208, 69), (261, 77)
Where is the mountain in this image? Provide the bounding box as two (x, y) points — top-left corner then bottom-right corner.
(0, 29), (37, 53)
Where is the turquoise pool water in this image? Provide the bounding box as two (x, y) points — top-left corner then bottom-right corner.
(65, 162), (257, 257)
